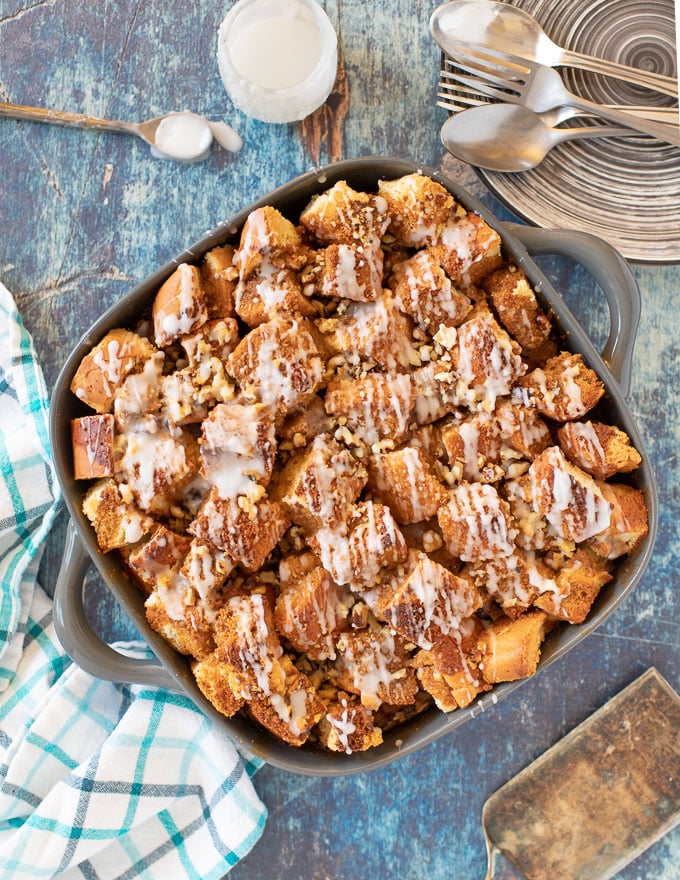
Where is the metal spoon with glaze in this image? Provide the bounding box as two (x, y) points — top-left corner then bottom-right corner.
(430, 0), (679, 98)
(0, 101), (242, 161)
(441, 103), (635, 172)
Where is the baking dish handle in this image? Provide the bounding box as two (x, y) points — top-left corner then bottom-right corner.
(53, 518), (181, 691)
(501, 223), (640, 397)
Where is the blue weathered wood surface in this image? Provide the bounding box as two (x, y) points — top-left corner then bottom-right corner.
(1, 0), (678, 877)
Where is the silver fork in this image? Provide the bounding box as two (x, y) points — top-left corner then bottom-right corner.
(441, 41), (680, 148)
(437, 78), (680, 127)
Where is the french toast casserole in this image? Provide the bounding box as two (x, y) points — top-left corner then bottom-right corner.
(69, 173), (649, 755)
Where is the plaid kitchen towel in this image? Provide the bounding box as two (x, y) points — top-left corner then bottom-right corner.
(0, 282), (267, 878)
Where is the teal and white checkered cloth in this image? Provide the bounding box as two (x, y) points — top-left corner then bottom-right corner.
(0, 282), (267, 878)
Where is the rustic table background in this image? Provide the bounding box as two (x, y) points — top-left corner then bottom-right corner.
(1, 0), (678, 877)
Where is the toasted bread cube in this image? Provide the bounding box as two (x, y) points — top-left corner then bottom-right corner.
(309, 501), (408, 587)
(415, 633), (489, 711)
(128, 525), (192, 593)
(410, 363), (460, 426)
(71, 414), (115, 479)
(152, 263), (208, 347)
(367, 446), (447, 524)
(274, 566), (351, 660)
(278, 395), (332, 445)
(482, 264), (552, 353)
(181, 317), (240, 364)
(325, 372), (415, 447)
(377, 550), (481, 649)
(317, 291), (419, 372)
(158, 369), (210, 426)
(321, 242), (383, 302)
(529, 446), (612, 543)
(112, 352), (164, 432)
(119, 427), (200, 516)
(556, 421), (642, 480)
(516, 352), (605, 422)
(299, 180), (388, 247)
(335, 628), (418, 709)
(390, 250), (472, 333)
(236, 206), (309, 280)
(477, 610), (548, 683)
(494, 400), (552, 459)
(588, 482), (648, 560)
(278, 550), (323, 589)
(429, 213), (502, 288)
(192, 653), (245, 717)
(188, 487), (290, 571)
(226, 315), (326, 416)
(272, 433), (367, 533)
(378, 173), (460, 247)
(200, 403), (277, 498)
(501, 474), (561, 553)
(200, 244), (238, 318)
(440, 411), (505, 482)
(82, 478), (155, 553)
(145, 586), (216, 661)
(470, 549), (555, 617)
(405, 423), (446, 469)
(535, 546), (612, 624)
(70, 329), (157, 414)
(180, 537), (235, 604)
(317, 699), (383, 753)
(438, 482), (517, 562)
(452, 309), (526, 405)
(235, 263), (316, 327)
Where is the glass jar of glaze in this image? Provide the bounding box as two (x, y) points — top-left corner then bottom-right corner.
(217, 0), (338, 123)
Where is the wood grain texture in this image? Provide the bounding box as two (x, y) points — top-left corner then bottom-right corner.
(0, 1), (678, 878)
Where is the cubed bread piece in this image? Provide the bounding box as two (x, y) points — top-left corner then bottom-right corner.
(367, 446), (447, 524)
(470, 549), (556, 618)
(181, 317), (240, 365)
(274, 565), (352, 660)
(482, 264), (552, 353)
(440, 411), (505, 483)
(82, 478), (156, 553)
(199, 402), (277, 499)
(200, 244), (238, 318)
(321, 242), (384, 303)
(235, 263), (317, 327)
(451, 308), (526, 406)
(429, 212), (503, 288)
(410, 363), (460, 426)
(477, 610), (548, 683)
(588, 482), (649, 560)
(145, 586), (216, 661)
(317, 699), (383, 753)
(180, 537), (235, 606)
(390, 250), (472, 333)
(128, 525), (192, 594)
(335, 628), (418, 710)
(112, 351), (164, 432)
(317, 292), (419, 372)
(378, 173), (460, 247)
(376, 550), (481, 649)
(70, 329), (157, 414)
(438, 482), (517, 562)
(529, 446), (612, 543)
(404, 424), (446, 469)
(158, 369), (210, 426)
(152, 263), (208, 347)
(501, 474), (561, 554)
(299, 180), (389, 248)
(309, 500), (408, 587)
(556, 421), (642, 480)
(516, 352), (605, 422)
(278, 395), (332, 445)
(534, 546), (612, 624)
(325, 372), (415, 448)
(236, 205), (309, 279)
(494, 399), (552, 459)
(188, 487), (290, 571)
(226, 315), (326, 416)
(71, 414), (115, 479)
(119, 427), (200, 516)
(192, 653), (245, 717)
(278, 550), (322, 588)
(415, 633), (489, 711)
(271, 433), (367, 533)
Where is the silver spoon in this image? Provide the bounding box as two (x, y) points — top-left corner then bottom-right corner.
(430, 0), (679, 98)
(0, 101), (242, 161)
(441, 103), (635, 172)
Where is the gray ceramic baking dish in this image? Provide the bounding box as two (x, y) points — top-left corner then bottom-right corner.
(50, 157), (658, 776)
